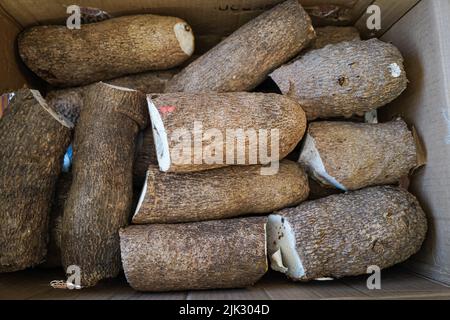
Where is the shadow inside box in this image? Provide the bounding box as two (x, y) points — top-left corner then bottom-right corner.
(1, 265), (450, 300)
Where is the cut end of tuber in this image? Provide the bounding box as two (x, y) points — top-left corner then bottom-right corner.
(267, 214), (305, 280)
(174, 22), (195, 56)
(388, 63), (402, 78)
(299, 133), (347, 191)
(146, 95), (171, 172)
(133, 170), (149, 219)
(31, 89), (74, 129)
(102, 82), (137, 92)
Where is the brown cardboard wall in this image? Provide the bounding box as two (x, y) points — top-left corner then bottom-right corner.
(355, 0), (420, 38)
(380, 0), (450, 284)
(0, 8), (27, 93)
(0, 0), (370, 29)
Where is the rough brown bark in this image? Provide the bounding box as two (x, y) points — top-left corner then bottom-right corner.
(19, 15), (194, 87)
(165, 0), (315, 93)
(61, 83), (147, 287)
(132, 160), (309, 224)
(46, 69), (178, 124)
(120, 217), (268, 292)
(133, 127), (157, 186)
(267, 186), (427, 281)
(148, 92), (307, 173)
(0, 89), (72, 272)
(311, 26), (360, 49)
(299, 120), (417, 191)
(270, 39), (408, 120)
(42, 173), (72, 268)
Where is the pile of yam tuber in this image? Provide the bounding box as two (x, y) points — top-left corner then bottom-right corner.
(0, 0), (427, 291)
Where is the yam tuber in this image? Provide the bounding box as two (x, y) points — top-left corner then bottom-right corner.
(19, 15), (194, 87)
(132, 160), (309, 224)
(267, 186), (427, 281)
(61, 83), (147, 287)
(148, 92), (306, 173)
(165, 0), (315, 93)
(0, 90), (72, 272)
(120, 217), (268, 291)
(270, 39), (407, 120)
(299, 119), (417, 191)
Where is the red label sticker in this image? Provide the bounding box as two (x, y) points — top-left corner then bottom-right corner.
(158, 105), (176, 115)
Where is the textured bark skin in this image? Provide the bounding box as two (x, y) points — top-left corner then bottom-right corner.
(46, 90), (83, 125)
(18, 15), (194, 87)
(46, 69), (178, 125)
(270, 39), (408, 120)
(133, 127), (157, 186)
(42, 173), (72, 268)
(268, 186), (427, 281)
(132, 160), (309, 224)
(299, 120), (417, 191)
(165, 0), (315, 93)
(120, 217), (268, 291)
(311, 26), (360, 49)
(149, 92), (307, 172)
(62, 83), (147, 287)
(0, 90), (72, 272)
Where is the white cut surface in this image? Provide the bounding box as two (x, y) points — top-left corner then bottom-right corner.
(365, 109), (378, 124)
(299, 133), (347, 191)
(133, 170), (149, 218)
(267, 214), (305, 279)
(174, 22), (195, 56)
(147, 95), (171, 172)
(388, 63), (402, 78)
(102, 82), (136, 92)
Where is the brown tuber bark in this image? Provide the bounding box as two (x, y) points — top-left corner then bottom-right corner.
(120, 217), (268, 291)
(311, 26), (360, 49)
(165, 0), (315, 93)
(132, 160), (309, 224)
(0, 89), (72, 272)
(61, 83), (147, 287)
(267, 186), (427, 281)
(42, 173), (72, 268)
(133, 127), (158, 187)
(270, 39), (408, 120)
(46, 69), (178, 125)
(148, 92), (307, 173)
(299, 119), (417, 191)
(19, 15), (194, 87)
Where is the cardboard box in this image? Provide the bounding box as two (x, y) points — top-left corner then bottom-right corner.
(1, 0), (449, 298)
